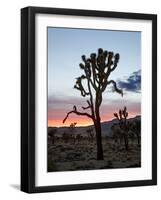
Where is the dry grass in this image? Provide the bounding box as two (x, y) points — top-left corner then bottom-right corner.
(48, 137), (141, 172)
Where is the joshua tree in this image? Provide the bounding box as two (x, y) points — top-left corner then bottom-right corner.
(63, 48), (123, 160)
(113, 107), (129, 150)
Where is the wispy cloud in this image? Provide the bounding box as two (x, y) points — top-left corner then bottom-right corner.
(117, 70), (141, 93)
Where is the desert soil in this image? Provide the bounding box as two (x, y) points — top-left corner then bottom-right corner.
(48, 138), (141, 172)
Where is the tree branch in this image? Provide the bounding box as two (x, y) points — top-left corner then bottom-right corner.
(83, 63), (97, 91)
(74, 76), (90, 97)
(87, 75), (96, 120)
(107, 80), (123, 96)
(109, 53), (120, 72)
(101, 53), (120, 88)
(82, 100), (91, 110)
(63, 106), (92, 123)
(85, 74), (97, 90)
(82, 105), (91, 110)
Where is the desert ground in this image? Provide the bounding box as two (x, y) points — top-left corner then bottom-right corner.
(48, 136), (141, 172)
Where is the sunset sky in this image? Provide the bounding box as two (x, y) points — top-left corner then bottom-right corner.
(48, 27), (141, 127)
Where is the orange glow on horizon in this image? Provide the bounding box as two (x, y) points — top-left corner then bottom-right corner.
(48, 111), (140, 127)
(48, 118), (93, 127)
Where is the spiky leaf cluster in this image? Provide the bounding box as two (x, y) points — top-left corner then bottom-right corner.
(114, 106), (128, 125)
(74, 48), (123, 97)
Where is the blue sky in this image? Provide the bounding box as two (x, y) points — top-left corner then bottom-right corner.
(48, 27), (141, 126)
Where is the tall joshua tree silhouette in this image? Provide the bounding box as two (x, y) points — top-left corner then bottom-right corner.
(63, 48), (123, 160)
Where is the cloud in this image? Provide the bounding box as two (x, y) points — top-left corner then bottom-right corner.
(117, 70), (141, 93)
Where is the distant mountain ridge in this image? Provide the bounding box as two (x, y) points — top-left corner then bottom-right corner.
(48, 115), (141, 137)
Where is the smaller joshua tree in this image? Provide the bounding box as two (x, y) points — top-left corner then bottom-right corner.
(113, 107), (129, 150)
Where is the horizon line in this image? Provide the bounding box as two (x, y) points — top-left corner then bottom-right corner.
(48, 114), (141, 128)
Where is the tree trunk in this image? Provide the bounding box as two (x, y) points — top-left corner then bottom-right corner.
(94, 119), (104, 160)
(94, 93), (104, 160)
